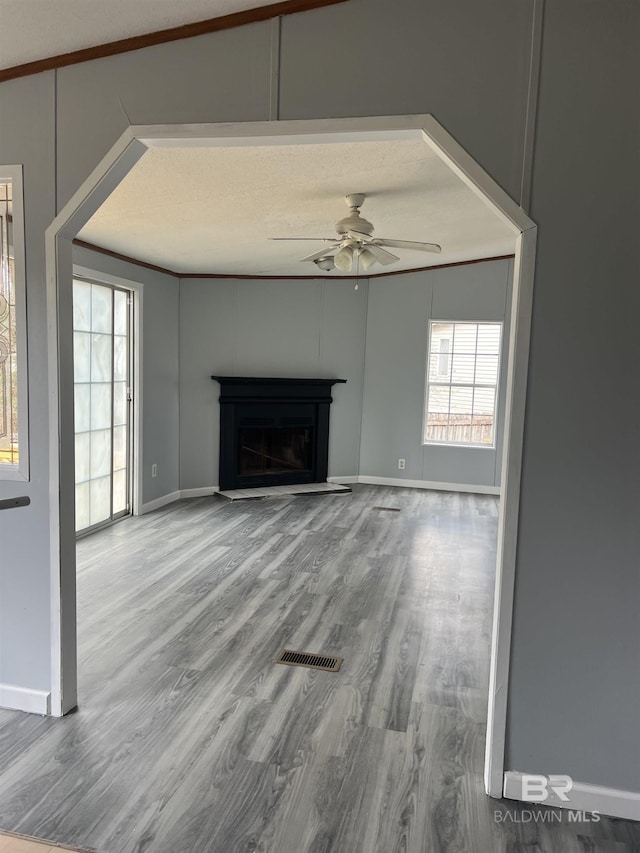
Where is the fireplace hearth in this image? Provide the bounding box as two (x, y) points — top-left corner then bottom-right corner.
(212, 377), (346, 491)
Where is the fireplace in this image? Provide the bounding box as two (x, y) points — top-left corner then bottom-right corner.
(238, 425), (312, 477)
(212, 377), (346, 491)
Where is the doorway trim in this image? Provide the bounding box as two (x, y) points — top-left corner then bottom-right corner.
(45, 114), (536, 798)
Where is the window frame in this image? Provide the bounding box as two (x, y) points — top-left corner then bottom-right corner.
(422, 319), (503, 450)
(0, 165), (29, 481)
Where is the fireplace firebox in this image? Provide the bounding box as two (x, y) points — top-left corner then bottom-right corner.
(212, 377), (347, 491)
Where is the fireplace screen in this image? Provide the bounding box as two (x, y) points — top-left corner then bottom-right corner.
(238, 426), (312, 477)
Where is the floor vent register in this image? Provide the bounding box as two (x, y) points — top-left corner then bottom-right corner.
(275, 648), (342, 672)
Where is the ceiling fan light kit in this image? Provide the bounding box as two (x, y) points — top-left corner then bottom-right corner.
(358, 246), (377, 271)
(334, 245), (354, 271)
(271, 193), (442, 275)
(314, 256), (336, 271)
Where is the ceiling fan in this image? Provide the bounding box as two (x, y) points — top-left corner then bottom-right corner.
(270, 193), (441, 272)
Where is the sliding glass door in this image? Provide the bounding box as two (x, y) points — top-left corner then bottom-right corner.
(73, 279), (133, 533)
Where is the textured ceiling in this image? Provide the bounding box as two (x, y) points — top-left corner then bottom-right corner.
(78, 139), (516, 277)
(0, 0), (277, 69)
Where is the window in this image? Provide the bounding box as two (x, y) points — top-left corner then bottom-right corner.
(424, 321), (502, 446)
(0, 176), (24, 474)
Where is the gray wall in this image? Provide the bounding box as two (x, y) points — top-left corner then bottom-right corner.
(360, 259), (512, 487)
(0, 0), (637, 795)
(73, 245), (180, 505)
(180, 263), (509, 491)
(0, 73), (56, 690)
(505, 1), (640, 791)
(179, 277), (368, 489)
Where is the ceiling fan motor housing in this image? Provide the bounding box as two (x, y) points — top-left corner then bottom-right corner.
(336, 192), (374, 237)
(335, 213), (374, 236)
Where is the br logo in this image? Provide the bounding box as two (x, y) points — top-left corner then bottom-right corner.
(521, 775), (573, 802)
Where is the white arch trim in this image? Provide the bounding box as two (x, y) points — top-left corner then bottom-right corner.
(45, 115), (537, 799)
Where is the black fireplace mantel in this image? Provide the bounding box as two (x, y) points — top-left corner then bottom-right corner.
(212, 376), (346, 401)
(212, 377), (347, 491)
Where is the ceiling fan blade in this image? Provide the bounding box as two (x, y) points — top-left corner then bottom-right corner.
(363, 243), (400, 265)
(347, 230), (375, 242)
(300, 247), (338, 262)
(269, 237), (337, 242)
(375, 238), (442, 253)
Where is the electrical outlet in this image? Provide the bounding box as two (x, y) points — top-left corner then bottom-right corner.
(151, 464), (158, 478)
(398, 458), (406, 470)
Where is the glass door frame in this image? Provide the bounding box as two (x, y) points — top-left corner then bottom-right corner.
(72, 270), (140, 536)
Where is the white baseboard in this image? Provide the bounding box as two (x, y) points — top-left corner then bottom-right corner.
(180, 487), (220, 498)
(503, 771), (640, 821)
(354, 475), (500, 495)
(140, 490), (182, 514)
(140, 487), (220, 514)
(140, 478), (497, 514)
(0, 683), (51, 715)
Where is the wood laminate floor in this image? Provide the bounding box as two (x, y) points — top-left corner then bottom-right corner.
(0, 485), (638, 853)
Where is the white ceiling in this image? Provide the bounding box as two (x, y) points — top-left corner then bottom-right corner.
(0, 0), (276, 70)
(78, 139), (516, 277)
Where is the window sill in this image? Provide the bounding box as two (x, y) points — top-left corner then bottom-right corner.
(422, 441), (495, 450)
